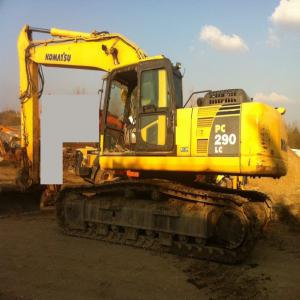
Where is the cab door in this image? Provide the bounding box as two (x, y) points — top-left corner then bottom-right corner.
(136, 60), (175, 153)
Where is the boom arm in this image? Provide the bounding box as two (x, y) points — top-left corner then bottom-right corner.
(17, 25), (148, 185)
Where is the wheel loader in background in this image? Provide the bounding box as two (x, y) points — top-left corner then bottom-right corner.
(0, 25), (288, 263)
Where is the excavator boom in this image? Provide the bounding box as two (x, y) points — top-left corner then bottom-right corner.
(17, 25), (154, 185)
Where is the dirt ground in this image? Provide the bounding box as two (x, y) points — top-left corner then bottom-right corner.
(0, 151), (299, 300)
(0, 210), (299, 300)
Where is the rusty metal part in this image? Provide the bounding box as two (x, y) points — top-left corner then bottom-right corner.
(56, 179), (271, 264)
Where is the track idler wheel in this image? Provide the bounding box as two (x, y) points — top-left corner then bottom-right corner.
(213, 210), (247, 249)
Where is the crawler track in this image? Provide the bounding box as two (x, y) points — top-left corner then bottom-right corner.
(56, 179), (272, 264)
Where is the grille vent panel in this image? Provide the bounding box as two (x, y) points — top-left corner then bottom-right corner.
(197, 139), (208, 155)
(197, 117), (213, 128)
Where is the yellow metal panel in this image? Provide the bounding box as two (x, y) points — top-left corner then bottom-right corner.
(191, 106), (219, 156)
(18, 26), (40, 183)
(49, 28), (148, 60)
(240, 102), (288, 176)
(175, 108), (192, 156)
(100, 134), (104, 155)
(30, 38), (164, 72)
(158, 69), (167, 107)
(28, 27), (153, 71)
(30, 40), (137, 71)
(197, 106), (219, 117)
(50, 28), (95, 39)
(157, 115), (166, 145)
(100, 155), (241, 173)
(196, 118), (213, 140)
(115, 55), (164, 70)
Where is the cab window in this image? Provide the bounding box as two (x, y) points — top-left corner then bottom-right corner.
(173, 73), (183, 108)
(141, 69), (169, 109)
(140, 68), (169, 146)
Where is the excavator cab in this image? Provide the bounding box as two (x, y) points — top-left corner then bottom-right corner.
(76, 58), (183, 182)
(102, 58), (181, 155)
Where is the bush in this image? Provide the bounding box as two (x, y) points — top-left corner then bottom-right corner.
(287, 123), (300, 149)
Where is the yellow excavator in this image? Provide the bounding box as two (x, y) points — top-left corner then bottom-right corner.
(0, 25), (288, 263)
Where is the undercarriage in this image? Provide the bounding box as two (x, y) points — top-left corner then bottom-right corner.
(56, 179), (272, 264)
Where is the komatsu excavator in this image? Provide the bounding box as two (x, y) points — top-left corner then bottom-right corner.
(0, 25), (288, 263)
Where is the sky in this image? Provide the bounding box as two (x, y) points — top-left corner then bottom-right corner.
(0, 0), (299, 122)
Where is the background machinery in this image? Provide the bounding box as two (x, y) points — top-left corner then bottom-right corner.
(0, 25), (288, 263)
(0, 125), (20, 163)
